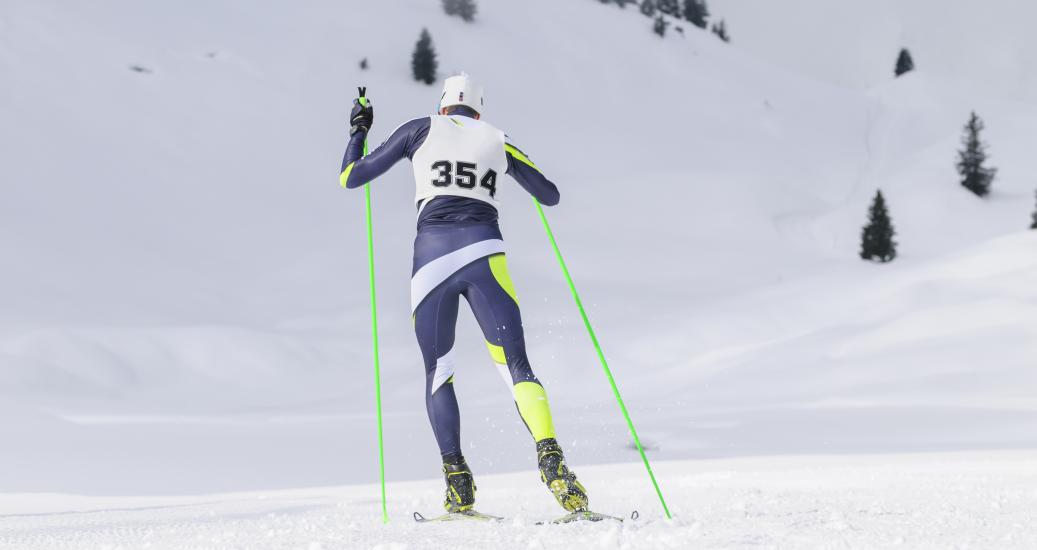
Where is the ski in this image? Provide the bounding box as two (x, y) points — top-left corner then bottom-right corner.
(412, 510), (504, 523)
(537, 510), (638, 525)
(414, 509), (637, 524)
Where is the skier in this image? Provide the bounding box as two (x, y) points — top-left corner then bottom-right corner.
(339, 74), (588, 515)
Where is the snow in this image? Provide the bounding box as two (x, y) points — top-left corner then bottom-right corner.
(4, 452), (1036, 549)
(709, 0), (1037, 100)
(2, 0), (1037, 545)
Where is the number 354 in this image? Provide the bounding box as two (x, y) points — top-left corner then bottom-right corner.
(431, 161), (498, 197)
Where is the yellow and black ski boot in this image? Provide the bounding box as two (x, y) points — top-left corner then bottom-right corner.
(442, 459), (476, 513)
(536, 438), (589, 512)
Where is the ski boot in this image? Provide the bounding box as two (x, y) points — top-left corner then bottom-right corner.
(442, 458), (476, 513)
(536, 438), (589, 512)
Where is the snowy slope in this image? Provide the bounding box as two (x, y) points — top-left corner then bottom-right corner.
(3, 452), (1037, 550)
(709, 0), (1037, 100)
(2, 0), (1037, 498)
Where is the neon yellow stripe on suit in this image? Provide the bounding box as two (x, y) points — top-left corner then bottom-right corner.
(340, 162), (355, 188)
(504, 144), (541, 173)
(486, 341), (507, 365)
(488, 254), (519, 304)
(484, 327), (555, 440)
(514, 381), (556, 441)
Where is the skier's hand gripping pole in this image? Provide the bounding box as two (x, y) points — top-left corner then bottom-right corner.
(533, 200), (673, 520)
(357, 86), (388, 524)
(351, 87), (374, 135)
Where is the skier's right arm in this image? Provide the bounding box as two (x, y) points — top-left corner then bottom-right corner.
(340, 114), (430, 189)
(504, 140), (560, 206)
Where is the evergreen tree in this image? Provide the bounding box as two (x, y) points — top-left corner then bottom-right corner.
(657, 0), (681, 16)
(456, 0), (477, 22)
(653, 15), (669, 37)
(711, 19), (729, 42)
(895, 48), (914, 77)
(359, 57), (368, 71)
(1030, 190), (1037, 230)
(412, 28), (438, 85)
(860, 190), (898, 263)
(640, 0), (656, 17)
(682, 0), (709, 28)
(443, 0), (477, 21)
(956, 111), (997, 197)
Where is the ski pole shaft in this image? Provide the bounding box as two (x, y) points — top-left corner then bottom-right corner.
(533, 200), (672, 520)
(358, 87), (388, 524)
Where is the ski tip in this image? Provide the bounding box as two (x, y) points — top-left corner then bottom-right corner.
(631, 510), (640, 521)
(413, 511), (425, 522)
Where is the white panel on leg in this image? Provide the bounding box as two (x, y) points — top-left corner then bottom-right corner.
(494, 361), (516, 397)
(430, 348), (456, 395)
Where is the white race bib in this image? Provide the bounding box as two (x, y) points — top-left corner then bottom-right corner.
(411, 115), (508, 207)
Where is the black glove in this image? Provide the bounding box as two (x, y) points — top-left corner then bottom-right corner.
(350, 96), (373, 136)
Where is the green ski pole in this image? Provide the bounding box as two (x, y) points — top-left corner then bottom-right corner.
(357, 87), (388, 524)
(533, 200), (672, 520)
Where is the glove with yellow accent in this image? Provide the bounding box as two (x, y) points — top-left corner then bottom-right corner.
(349, 87), (373, 136)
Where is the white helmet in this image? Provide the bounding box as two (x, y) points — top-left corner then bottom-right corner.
(439, 72), (484, 115)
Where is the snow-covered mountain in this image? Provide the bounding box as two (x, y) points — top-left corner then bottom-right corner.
(2, 0), (1036, 500)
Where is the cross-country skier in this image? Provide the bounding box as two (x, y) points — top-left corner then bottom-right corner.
(339, 74), (588, 515)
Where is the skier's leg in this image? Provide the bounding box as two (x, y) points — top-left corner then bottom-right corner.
(413, 282), (463, 461)
(461, 253), (556, 443)
(414, 281), (480, 512)
(462, 253), (588, 512)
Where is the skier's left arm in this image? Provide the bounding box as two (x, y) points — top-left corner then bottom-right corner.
(339, 98), (430, 189)
(504, 139), (560, 206)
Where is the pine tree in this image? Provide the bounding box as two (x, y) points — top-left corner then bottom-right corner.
(640, 0), (656, 17)
(956, 111), (997, 197)
(682, 0), (709, 28)
(895, 48), (914, 77)
(412, 28), (438, 85)
(1030, 190), (1037, 230)
(657, 0), (681, 16)
(860, 190), (898, 263)
(456, 0), (477, 22)
(653, 15), (669, 37)
(443, 0), (477, 21)
(711, 19), (729, 42)
(359, 57), (368, 71)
